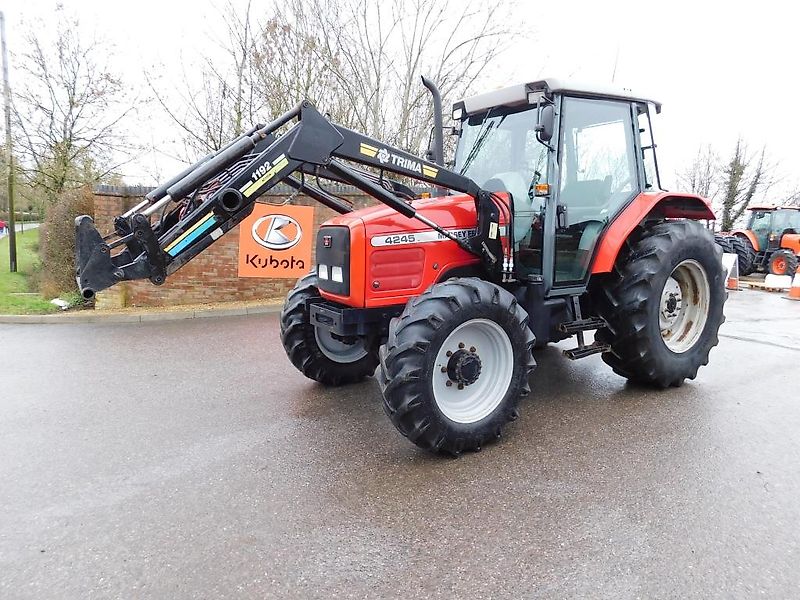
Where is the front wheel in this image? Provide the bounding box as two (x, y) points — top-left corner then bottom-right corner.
(593, 220), (726, 388)
(378, 278), (536, 455)
(768, 250), (798, 276)
(280, 274), (380, 386)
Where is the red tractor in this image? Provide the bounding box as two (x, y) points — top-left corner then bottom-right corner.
(76, 78), (725, 455)
(716, 206), (800, 276)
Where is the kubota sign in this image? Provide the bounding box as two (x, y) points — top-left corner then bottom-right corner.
(238, 204), (314, 278)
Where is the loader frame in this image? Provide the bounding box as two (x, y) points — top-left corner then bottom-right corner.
(75, 101), (508, 299)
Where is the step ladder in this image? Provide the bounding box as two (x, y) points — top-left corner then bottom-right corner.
(559, 297), (610, 360)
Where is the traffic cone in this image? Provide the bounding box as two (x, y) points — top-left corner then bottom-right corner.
(722, 253), (739, 291)
(785, 273), (800, 301)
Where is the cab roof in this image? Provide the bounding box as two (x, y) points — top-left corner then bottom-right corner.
(748, 205), (800, 211)
(456, 78), (661, 117)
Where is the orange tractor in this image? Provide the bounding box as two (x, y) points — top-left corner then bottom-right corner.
(716, 206), (800, 276)
(75, 78), (726, 455)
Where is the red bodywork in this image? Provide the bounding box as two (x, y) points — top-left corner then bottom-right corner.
(320, 194), (496, 308)
(591, 192), (715, 273)
(319, 191), (714, 308)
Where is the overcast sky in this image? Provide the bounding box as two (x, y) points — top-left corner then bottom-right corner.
(2, 0), (798, 197)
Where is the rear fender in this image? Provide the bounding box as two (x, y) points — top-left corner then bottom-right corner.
(591, 192), (714, 274)
(731, 229), (760, 252)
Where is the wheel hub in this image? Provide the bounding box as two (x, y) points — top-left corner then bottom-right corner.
(314, 327), (369, 363)
(432, 319), (514, 424)
(659, 260), (710, 354)
(446, 349), (482, 386)
(660, 277), (683, 328)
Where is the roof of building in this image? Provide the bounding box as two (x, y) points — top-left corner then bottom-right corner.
(458, 78), (661, 117)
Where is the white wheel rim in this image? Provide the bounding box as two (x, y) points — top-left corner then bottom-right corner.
(314, 327), (369, 363)
(659, 259), (710, 353)
(432, 318), (514, 424)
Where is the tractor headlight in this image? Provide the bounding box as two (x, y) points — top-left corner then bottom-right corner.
(316, 226), (350, 296)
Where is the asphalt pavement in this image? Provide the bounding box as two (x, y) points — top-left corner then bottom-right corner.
(1, 289), (799, 598)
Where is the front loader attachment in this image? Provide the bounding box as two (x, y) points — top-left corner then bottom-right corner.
(75, 100), (507, 299)
(75, 216), (124, 298)
(75, 213), (166, 298)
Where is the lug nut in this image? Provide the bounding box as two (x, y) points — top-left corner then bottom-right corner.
(441, 367), (447, 373)
(458, 342), (465, 349)
(458, 383), (464, 390)
(470, 346), (476, 353)
(446, 380), (453, 387)
(446, 351), (452, 357)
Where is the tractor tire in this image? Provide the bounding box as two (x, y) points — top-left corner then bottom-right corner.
(377, 277), (536, 455)
(730, 235), (756, 275)
(592, 220), (726, 388)
(768, 250), (799, 276)
(280, 274), (380, 386)
(714, 234), (734, 255)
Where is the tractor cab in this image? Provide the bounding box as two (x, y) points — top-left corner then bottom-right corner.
(452, 79), (662, 287)
(746, 206), (800, 250)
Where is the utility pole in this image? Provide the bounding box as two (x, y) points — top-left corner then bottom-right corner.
(1, 11), (16, 272)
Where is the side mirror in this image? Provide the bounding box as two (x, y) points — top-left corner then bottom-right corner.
(535, 104), (555, 143)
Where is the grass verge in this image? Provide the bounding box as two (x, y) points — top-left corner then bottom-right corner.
(0, 229), (59, 314)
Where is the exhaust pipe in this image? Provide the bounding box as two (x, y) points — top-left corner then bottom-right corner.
(421, 75), (444, 167)
(421, 75), (444, 198)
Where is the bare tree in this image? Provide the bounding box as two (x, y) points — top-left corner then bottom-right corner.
(782, 188), (800, 207)
(289, 0), (515, 153)
(154, 0), (517, 161)
(677, 145), (718, 200)
(147, 0), (264, 156)
(719, 138), (773, 230)
(12, 7), (134, 204)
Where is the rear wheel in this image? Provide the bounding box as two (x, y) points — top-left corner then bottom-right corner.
(730, 235), (756, 275)
(714, 234), (734, 254)
(280, 274), (380, 386)
(378, 278), (536, 455)
(768, 250), (798, 276)
(593, 220), (726, 388)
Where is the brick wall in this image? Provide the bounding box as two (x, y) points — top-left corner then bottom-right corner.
(92, 184), (376, 309)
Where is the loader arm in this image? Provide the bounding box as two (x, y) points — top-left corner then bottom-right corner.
(75, 100), (504, 298)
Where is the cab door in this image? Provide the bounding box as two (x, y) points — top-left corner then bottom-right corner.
(551, 97), (640, 285)
(749, 210), (773, 250)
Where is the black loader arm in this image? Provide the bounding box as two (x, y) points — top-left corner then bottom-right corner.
(75, 101), (503, 299)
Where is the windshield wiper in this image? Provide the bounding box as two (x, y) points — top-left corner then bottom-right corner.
(459, 112), (506, 176)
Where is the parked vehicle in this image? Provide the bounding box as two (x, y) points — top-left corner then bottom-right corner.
(716, 206), (800, 276)
(75, 77), (725, 454)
